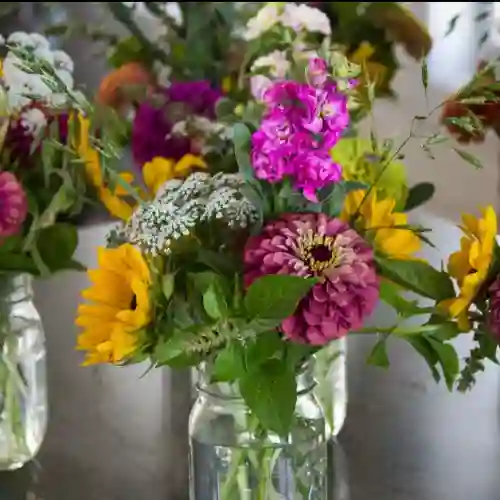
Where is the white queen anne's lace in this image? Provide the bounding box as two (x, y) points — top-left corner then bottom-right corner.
(124, 172), (259, 255)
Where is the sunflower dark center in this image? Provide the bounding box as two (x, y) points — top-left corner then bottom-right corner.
(130, 295), (137, 310)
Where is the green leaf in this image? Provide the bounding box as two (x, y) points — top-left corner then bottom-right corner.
(406, 336), (440, 382)
(245, 332), (283, 366)
(379, 280), (433, 317)
(36, 223), (79, 273)
(162, 273), (175, 301)
(232, 123), (254, 181)
(0, 254), (38, 274)
(453, 148), (483, 169)
(421, 59), (428, 93)
(203, 284), (228, 320)
(445, 14), (460, 37)
(375, 256), (455, 301)
(212, 342), (246, 382)
(244, 275), (318, 320)
(240, 360), (297, 436)
(367, 340), (390, 368)
(404, 182), (435, 212)
(427, 338), (460, 390)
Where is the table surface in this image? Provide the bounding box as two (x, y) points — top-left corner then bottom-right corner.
(0, 217), (497, 500)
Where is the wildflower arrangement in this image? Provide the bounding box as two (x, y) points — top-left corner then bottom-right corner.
(0, 31), (116, 275)
(76, 23), (500, 445)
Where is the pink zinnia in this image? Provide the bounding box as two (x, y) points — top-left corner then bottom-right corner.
(0, 172), (28, 238)
(244, 213), (379, 345)
(487, 277), (500, 342)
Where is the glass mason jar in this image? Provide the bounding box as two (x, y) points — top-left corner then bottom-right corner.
(313, 338), (347, 438)
(0, 273), (47, 470)
(189, 362), (328, 500)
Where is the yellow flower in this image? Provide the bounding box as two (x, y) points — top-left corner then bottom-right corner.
(75, 113), (137, 221)
(142, 154), (207, 196)
(439, 206), (497, 331)
(341, 189), (421, 260)
(350, 42), (388, 89)
(76, 244), (152, 366)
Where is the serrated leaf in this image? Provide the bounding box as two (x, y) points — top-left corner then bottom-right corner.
(427, 338), (459, 390)
(212, 342), (246, 382)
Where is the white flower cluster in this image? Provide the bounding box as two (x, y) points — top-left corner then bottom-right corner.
(125, 172), (259, 255)
(250, 43), (320, 100)
(171, 116), (233, 154)
(243, 3), (331, 41)
(1, 32), (75, 112)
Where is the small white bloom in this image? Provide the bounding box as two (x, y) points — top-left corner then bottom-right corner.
(155, 63), (172, 87)
(243, 3), (281, 40)
(0, 35), (5, 46)
(252, 50), (290, 78)
(250, 75), (272, 101)
(28, 33), (51, 49)
(7, 32), (33, 47)
(281, 4), (331, 35)
(20, 108), (47, 137)
(52, 50), (74, 73)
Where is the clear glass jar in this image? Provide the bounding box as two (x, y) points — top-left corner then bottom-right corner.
(189, 362), (328, 500)
(0, 273), (47, 470)
(313, 338), (347, 438)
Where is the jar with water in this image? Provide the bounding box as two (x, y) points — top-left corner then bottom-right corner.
(189, 362), (328, 500)
(0, 273), (47, 470)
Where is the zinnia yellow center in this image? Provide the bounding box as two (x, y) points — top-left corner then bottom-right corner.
(298, 231), (338, 273)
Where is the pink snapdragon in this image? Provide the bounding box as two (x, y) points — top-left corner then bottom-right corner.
(251, 74), (349, 201)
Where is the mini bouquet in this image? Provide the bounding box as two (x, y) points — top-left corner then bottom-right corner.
(0, 32), (136, 468)
(75, 23), (500, 495)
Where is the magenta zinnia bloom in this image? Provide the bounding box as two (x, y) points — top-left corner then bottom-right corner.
(131, 81), (221, 168)
(488, 277), (500, 342)
(0, 172), (28, 239)
(251, 79), (349, 202)
(244, 213), (379, 345)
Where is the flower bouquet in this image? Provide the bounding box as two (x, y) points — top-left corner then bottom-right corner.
(73, 16), (500, 495)
(0, 32), (130, 469)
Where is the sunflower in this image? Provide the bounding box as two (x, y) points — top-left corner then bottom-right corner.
(331, 137), (407, 205)
(341, 189), (421, 260)
(439, 206), (497, 331)
(142, 154), (207, 196)
(76, 244), (152, 366)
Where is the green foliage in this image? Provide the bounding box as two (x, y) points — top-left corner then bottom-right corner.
(375, 256), (455, 302)
(404, 182), (435, 212)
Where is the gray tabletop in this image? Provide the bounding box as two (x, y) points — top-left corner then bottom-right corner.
(0, 213), (496, 500)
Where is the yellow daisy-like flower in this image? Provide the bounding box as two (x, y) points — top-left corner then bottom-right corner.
(76, 243), (152, 366)
(75, 113), (137, 221)
(341, 189), (421, 260)
(439, 206), (497, 331)
(142, 154), (207, 196)
(350, 42), (388, 90)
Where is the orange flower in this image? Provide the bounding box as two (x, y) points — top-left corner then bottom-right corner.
(97, 62), (154, 111)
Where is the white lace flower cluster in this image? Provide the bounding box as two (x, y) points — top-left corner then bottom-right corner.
(243, 3), (331, 41)
(1, 32), (75, 112)
(125, 172), (259, 255)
